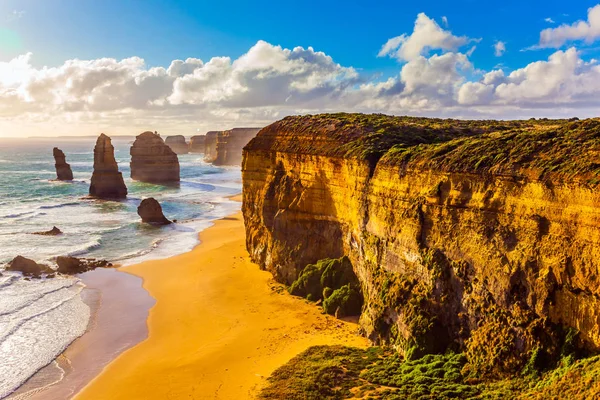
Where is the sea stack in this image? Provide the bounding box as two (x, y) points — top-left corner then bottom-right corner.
(203, 131), (222, 163)
(137, 198), (171, 225)
(189, 135), (206, 153)
(89, 134), (127, 199)
(130, 131), (180, 183)
(53, 147), (73, 180)
(213, 128), (261, 165)
(165, 135), (189, 154)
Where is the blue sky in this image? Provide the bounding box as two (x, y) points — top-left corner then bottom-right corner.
(1, 0), (600, 136)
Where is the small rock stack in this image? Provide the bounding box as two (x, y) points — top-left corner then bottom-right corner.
(130, 131), (180, 183)
(165, 135), (189, 154)
(89, 134), (128, 199)
(53, 147), (73, 180)
(137, 198), (171, 225)
(189, 135), (206, 153)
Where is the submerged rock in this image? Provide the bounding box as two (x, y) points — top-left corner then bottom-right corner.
(56, 256), (112, 274)
(189, 135), (206, 153)
(130, 131), (180, 183)
(53, 148), (73, 180)
(165, 135), (189, 154)
(5, 256), (53, 277)
(89, 133), (128, 199)
(32, 226), (63, 236)
(137, 198), (171, 225)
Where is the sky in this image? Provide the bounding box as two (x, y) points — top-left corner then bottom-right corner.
(1, 0), (600, 137)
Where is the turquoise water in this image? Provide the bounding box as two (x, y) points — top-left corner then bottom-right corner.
(0, 136), (241, 265)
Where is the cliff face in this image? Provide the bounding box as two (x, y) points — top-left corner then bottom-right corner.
(90, 134), (127, 199)
(242, 114), (600, 368)
(130, 131), (180, 183)
(53, 147), (73, 180)
(214, 128), (261, 166)
(189, 135), (206, 153)
(165, 135), (189, 154)
(203, 131), (222, 163)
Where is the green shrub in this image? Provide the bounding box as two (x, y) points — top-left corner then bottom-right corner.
(322, 284), (363, 317)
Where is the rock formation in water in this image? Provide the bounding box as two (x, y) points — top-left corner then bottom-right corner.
(242, 113), (600, 373)
(213, 128), (261, 166)
(189, 135), (206, 153)
(130, 131), (180, 183)
(137, 198), (171, 225)
(56, 256), (112, 274)
(5, 256), (53, 277)
(32, 226), (62, 236)
(89, 133), (128, 199)
(165, 135), (189, 154)
(53, 147), (73, 180)
(203, 131), (222, 163)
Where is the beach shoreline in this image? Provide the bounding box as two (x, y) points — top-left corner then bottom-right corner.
(71, 198), (368, 399)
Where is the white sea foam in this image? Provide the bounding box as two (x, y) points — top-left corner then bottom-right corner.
(0, 273), (90, 399)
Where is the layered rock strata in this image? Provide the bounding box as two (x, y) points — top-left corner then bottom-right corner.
(189, 135), (206, 153)
(242, 114), (600, 370)
(53, 147), (73, 180)
(214, 128), (261, 166)
(89, 134), (127, 199)
(203, 131), (222, 163)
(165, 135), (189, 154)
(130, 131), (180, 183)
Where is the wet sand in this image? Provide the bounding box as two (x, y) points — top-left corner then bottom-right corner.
(9, 268), (153, 400)
(74, 210), (368, 399)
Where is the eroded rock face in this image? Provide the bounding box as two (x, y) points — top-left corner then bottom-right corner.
(214, 128), (261, 166)
(130, 131), (180, 183)
(56, 256), (112, 274)
(53, 148), (73, 180)
(165, 135), (189, 154)
(203, 131), (222, 163)
(5, 256), (53, 277)
(242, 114), (600, 371)
(137, 198), (171, 225)
(89, 134), (127, 199)
(189, 135), (206, 153)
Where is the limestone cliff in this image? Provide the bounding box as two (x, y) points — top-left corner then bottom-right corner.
(189, 135), (206, 153)
(242, 114), (600, 371)
(130, 131), (180, 183)
(53, 147), (73, 180)
(90, 133), (127, 199)
(165, 135), (189, 154)
(203, 131), (222, 163)
(214, 128), (261, 166)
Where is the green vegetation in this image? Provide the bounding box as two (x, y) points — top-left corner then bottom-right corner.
(289, 256), (363, 317)
(259, 345), (600, 400)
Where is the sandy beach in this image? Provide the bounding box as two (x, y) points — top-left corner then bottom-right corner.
(74, 205), (368, 399)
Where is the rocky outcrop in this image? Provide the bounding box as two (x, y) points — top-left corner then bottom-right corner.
(56, 256), (112, 274)
(5, 256), (53, 277)
(89, 134), (128, 199)
(137, 198), (171, 225)
(130, 131), (180, 183)
(243, 114), (600, 371)
(32, 226), (62, 236)
(165, 135), (189, 154)
(214, 128), (261, 166)
(189, 135), (206, 153)
(53, 148), (73, 180)
(203, 131), (222, 162)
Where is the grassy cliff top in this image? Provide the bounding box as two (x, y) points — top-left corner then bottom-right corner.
(246, 113), (600, 182)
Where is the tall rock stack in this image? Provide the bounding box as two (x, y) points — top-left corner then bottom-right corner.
(89, 134), (127, 199)
(130, 131), (180, 183)
(165, 135), (189, 154)
(203, 131), (222, 163)
(213, 128), (261, 166)
(189, 135), (206, 153)
(53, 147), (73, 180)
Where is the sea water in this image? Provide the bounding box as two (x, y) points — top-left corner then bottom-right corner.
(0, 136), (242, 398)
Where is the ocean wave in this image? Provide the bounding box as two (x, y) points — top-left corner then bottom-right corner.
(38, 202), (80, 210)
(67, 237), (102, 257)
(112, 238), (164, 262)
(1, 210), (35, 219)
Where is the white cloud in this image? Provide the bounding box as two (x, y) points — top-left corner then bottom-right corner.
(6, 10), (25, 21)
(378, 13), (470, 61)
(545, 17), (555, 24)
(442, 16), (449, 27)
(494, 41), (506, 56)
(539, 4), (600, 48)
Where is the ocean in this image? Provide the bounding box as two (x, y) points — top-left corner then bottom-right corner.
(0, 136), (242, 398)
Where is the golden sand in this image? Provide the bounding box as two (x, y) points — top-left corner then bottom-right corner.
(74, 210), (368, 400)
